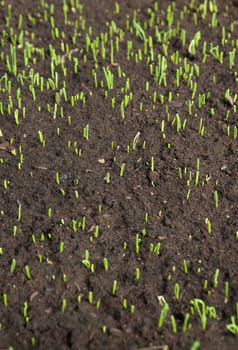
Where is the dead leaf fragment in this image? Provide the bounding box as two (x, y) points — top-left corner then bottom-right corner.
(29, 291), (39, 302)
(227, 95), (234, 106)
(0, 142), (15, 153)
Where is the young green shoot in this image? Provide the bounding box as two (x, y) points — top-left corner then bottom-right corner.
(24, 265), (31, 279)
(158, 302), (170, 328)
(103, 67), (114, 90)
(38, 130), (46, 147)
(213, 268), (219, 288)
(17, 200), (22, 222)
(103, 257), (109, 271)
(183, 259), (188, 274)
(88, 291), (93, 304)
(10, 258), (16, 273)
(132, 131), (140, 150)
(183, 313), (190, 332)
(133, 19), (146, 41)
(135, 267), (140, 280)
(224, 281), (229, 304)
(83, 124), (89, 140)
(188, 31), (201, 56)
(170, 315), (177, 333)
(112, 280), (117, 295)
(61, 298), (67, 313)
(3, 293), (8, 306)
(214, 190), (219, 208)
(205, 218), (212, 234)
(174, 283), (180, 300)
(227, 317), (238, 335)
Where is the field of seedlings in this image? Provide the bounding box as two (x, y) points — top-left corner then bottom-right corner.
(0, 0), (238, 349)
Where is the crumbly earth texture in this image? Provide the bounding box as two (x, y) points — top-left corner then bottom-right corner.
(0, 0), (238, 349)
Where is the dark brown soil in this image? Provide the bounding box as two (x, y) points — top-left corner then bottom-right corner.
(0, 1), (238, 349)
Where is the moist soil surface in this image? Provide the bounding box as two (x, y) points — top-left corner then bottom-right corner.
(0, 1), (238, 349)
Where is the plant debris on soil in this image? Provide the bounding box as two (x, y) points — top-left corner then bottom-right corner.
(0, 0), (238, 349)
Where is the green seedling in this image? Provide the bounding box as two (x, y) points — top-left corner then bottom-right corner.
(213, 268), (219, 288)
(112, 280), (117, 295)
(211, 12), (217, 27)
(96, 299), (101, 310)
(190, 298), (216, 330)
(150, 242), (161, 255)
(133, 19), (146, 41)
(130, 305), (135, 314)
(93, 225), (99, 238)
(48, 208), (52, 218)
(145, 212), (149, 224)
(188, 31), (201, 56)
(123, 298), (128, 309)
(214, 190), (219, 208)
(224, 281), (229, 303)
(83, 124), (89, 140)
(88, 291), (93, 304)
(205, 218), (212, 234)
(178, 167), (183, 179)
(229, 49), (236, 69)
(31, 337), (36, 346)
(3, 293), (8, 306)
(183, 313), (191, 332)
(23, 301), (29, 323)
(132, 131), (140, 150)
(24, 265), (31, 279)
(120, 163), (126, 177)
(103, 67), (114, 89)
(150, 156), (155, 172)
(183, 259), (188, 274)
(104, 172), (110, 183)
(190, 340), (201, 350)
(103, 257), (109, 271)
(227, 312), (238, 335)
(38, 130), (46, 146)
(170, 315), (177, 333)
(135, 267), (140, 280)
(180, 28), (186, 46)
(59, 241), (65, 253)
(198, 118), (205, 136)
(17, 200), (22, 222)
(82, 250), (91, 270)
(158, 302), (170, 328)
(155, 55), (167, 86)
(135, 234), (141, 254)
(209, 44), (223, 63)
(61, 298), (67, 313)
(224, 89), (234, 106)
(10, 258), (16, 273)
(174, 283), (180, 300)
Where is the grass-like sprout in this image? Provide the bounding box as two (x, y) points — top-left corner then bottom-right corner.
(133, 19), (146, 42)
(24, 265), (31, 280)
(103, 67), (114, 90)
(10, 258), (16, 273)
(158, 302), (170, 328)
(188, 31), (201, 57)
(227, 319), (238, 335)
